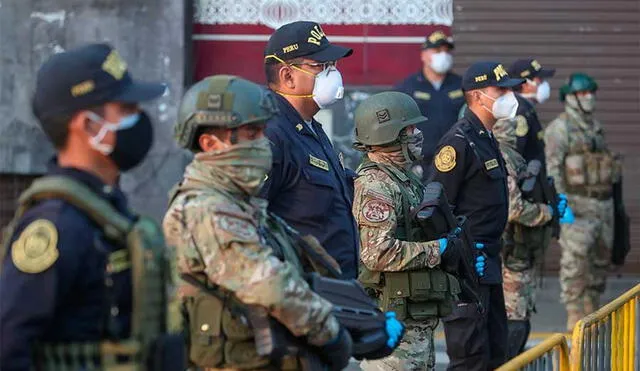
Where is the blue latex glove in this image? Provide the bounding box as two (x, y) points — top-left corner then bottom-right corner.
(557, 194), (568, 217)
(560, 205), (575, 224)
(474, 243), (486, 277)
(384, 312), (404, 348)
(438, 238), (448, 254)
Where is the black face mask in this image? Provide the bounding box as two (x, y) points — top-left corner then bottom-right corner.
(109, 111), (154, 171)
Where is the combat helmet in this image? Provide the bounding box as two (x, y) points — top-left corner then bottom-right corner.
(559, 72), (598, 102)
(354, 91), (427, 146)
(175, 75), (279, 151)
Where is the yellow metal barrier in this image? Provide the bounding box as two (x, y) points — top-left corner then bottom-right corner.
(496, 333), (570, 371)
(571, 283), (640, 371)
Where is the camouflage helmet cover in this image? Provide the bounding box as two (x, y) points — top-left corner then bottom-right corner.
(175, 74), (279, 151)
(354, 91), (427, 146)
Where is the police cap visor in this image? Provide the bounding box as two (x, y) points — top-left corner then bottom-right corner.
(306, 44), (353, 62)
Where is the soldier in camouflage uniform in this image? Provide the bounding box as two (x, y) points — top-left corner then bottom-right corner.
(163, 75), (353, 370)
(353, 91), (463, 371)
(544, 73), (619, 331)
(493, 118), (564, 358)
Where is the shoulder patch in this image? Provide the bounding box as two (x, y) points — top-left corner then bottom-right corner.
(217, 215), (258, 240)
(515, 115), (529, 137)
(435, 145), (457, 172)
(11, 219), (59, 274)
(537, 130), (545, 140)
(211, 203), (259, 243)
(361, 199), (391, 223)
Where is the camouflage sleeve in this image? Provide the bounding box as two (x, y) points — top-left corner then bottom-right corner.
(504, 153), (553, 227)
(544, 117), (568, 194)
(353, 174), (440, 272)
(165, 199), (339, 347)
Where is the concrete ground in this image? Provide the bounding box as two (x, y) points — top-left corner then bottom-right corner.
(347, 275), (639, 370)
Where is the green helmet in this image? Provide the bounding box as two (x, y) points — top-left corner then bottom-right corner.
(175, 74), (279, 151)
(559, 72), (598, 102)
(354, 91), (427, 146)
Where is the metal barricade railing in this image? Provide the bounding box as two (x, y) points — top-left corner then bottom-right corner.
(496, 333), (570, 371)
(571, 283), (640, 371)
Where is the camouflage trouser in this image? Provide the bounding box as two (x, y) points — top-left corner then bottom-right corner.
(360, 318), (439, 371)
(502, 266), (536, 321)
(502, 226), (552, 321)
(559, 195), (614, 312)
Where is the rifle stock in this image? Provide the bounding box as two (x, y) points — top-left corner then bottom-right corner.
(543, 177), (560, 238)
(413, 182), (483, 313)
(307, 273), (393, 359)
(521, 160), (559, 238)
(612, 179), (631, 265)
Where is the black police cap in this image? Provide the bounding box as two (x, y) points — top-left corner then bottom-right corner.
(264, 21), (353, 63)
(462, 61), (525, 91)
(421, 30), (455, 50)
(32, 43), (166, 119)
(508, 58), (556, 79)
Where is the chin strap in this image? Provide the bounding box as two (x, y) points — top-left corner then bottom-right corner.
(275, 90), (314, 99)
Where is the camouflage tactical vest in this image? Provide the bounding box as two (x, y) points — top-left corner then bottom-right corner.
(170, 184), (311, 371)
(0, 176), (176, 371)
(560, 112), (619, 199)
(356, 159), (459, 320)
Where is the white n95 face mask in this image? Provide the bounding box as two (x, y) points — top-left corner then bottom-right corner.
(535, 80), (551, 103)
(430, 52), (453, 74)
(480, 90), (519, 120)
(312, 66), (344, 108)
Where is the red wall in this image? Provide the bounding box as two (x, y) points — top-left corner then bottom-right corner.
(193, 24), (451, 86)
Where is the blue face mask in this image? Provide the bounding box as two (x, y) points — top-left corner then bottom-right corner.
(87, 111), (154, 171)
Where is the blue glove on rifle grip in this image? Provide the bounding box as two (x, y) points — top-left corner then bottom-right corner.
(384, 312), (404, 348)
(474, 243), (486, 277)
(560, 205), (575, 224)
(438, 238), (448, 254)
(557, 194), (568, 217)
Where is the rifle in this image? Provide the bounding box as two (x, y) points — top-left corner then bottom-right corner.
(412, 182), (484, 313)
(306, 273), (394, 359)
(612, 178), (631, 266)
(284, 225), (403, 360)
(520, 160), (560, 238)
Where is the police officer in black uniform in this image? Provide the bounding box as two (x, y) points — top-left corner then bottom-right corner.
(395, 30), (464, 176)
(0, 44), (167, 370)
(508, 58), (556, 166)
(429, 62), (524, 370)
(260, 21), (360, 279)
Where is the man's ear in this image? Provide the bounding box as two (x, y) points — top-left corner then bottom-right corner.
(198, 129), (230, 152)
(278, 65), (296, 89)
(69, 110), (93, 136)
(420, 50), (429, 64)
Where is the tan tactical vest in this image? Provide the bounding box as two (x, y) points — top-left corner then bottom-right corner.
(356, 159), (460, 320)
(0, 176), (174, 371)
(170, 185), (317, 371)
(560, 113), (620, 199)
